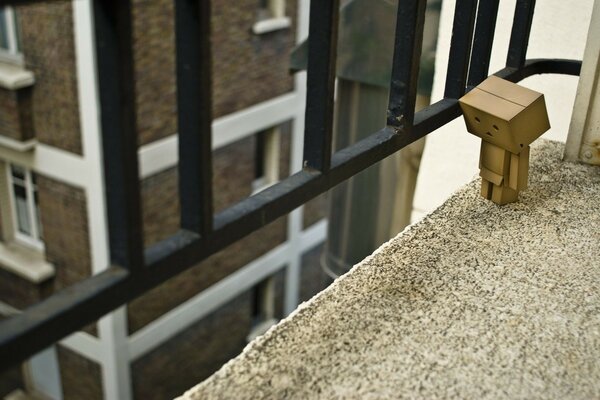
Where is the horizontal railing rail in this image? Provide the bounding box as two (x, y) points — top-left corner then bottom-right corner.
(0, 0), (582, 370)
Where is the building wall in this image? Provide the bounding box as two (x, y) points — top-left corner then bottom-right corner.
(0, 1), (319, 398)
(133, 0), (297, 146)
(0, 267), (52, 309)
(211, 0), (297, 119)
(37, 175), (92, 291)
(132, 135), (288, 332)
(131, 291), (253, 400)
(0, 87), (19, 141)
(9, 0), (299, 150)
(140, 167), (180, 248)
(132, 0), (177, 146)
(18, 1), (82, 155)
(57, 346), (103, 400)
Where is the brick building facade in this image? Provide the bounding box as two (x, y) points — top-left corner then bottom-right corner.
(0, 1), (330, 399)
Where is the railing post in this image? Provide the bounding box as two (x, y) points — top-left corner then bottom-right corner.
(467, 0), (499, 87)
(443, 0), (478, 99)
(94, 0), (144, 272)
(506, 0), (536, 69)
(175, 0), (214, 236)
(302, 0), (339, 172)
(387, 0), (428, 131)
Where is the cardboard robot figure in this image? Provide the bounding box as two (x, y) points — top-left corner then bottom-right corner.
(459, 76), (550, 205)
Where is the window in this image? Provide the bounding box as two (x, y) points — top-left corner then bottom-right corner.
(9, 164), (43, 249)
(252, 0), (291, 35)
(252, 127), (281, 194)
(247, 275), (278, 342)
(0, 7), (22, 63)
(0, 162), (52, 283)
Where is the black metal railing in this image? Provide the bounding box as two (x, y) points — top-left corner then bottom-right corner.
(0, 0), (581, 370)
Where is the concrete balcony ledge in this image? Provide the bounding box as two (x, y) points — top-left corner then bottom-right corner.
(180, 140), (600, 399)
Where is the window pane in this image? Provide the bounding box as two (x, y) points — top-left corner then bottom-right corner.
(11, 165), (25, 181)
(13, 183), (26, 198)
(15, 193), (31, 235)
(0, 9), (8, 50)
(11, 166), (40, 242)
(14, 11), (20, 51)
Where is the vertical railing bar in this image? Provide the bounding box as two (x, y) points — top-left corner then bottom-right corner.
(302, 0), (339, 172)
(506, 0), (536, 68)
(467, 0), (499, 87)
(444, 0), (478, 99)
(93, 0), (145, 271)
(387, 0), (428, 131)
(175, 0), (214, 236)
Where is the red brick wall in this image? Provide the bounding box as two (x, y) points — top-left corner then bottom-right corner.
(132, 0), (297, 146)
(17, 88), (35, 142)
(132, 0), (178, 147)
(131, 291), (253, 400)
(12, 1), (297, 151)
(211, 0), (297, 119)
(0, 267), (52, 310)
(17, 1), (82, 154)
(57, 346), (103, 400)
(37, 176), (91, 291)
(0, 86), (34, 142)
(0, 89), (22, 141)
(37, 175), (98, 335)
(140, 167), (180, 247)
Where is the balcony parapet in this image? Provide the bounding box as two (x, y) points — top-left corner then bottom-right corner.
(179, 140), (600, 399)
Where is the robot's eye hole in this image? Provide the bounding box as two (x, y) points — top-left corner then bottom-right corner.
(486, 131), (492, 136)
(493, 124), (499, 131)
(475, 116), (481, 123)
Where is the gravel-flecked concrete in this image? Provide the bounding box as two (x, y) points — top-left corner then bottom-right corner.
(179, 140), (600, 399)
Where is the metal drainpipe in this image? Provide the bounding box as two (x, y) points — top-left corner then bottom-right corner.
(322, 0), (441, 278)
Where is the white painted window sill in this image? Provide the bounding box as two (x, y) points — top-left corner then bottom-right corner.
(0, 241), (54, 283)
(0, 62), (34, 90)
(252, 17), (291, 35)
(0, 136), (37, 152)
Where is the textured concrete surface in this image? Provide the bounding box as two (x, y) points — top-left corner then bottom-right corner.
(179, 140), (600, 400)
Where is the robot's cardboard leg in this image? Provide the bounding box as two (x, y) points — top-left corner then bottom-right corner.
(481, 179), (493, 200)
(490, 184), (518, 204)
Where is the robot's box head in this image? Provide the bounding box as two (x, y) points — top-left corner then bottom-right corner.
(459, 76), (550, 154)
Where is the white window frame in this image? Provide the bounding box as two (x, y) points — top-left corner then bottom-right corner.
(0, 6), (23, 65)
(252, 126), (281, 194)
(247, 126), (284, 341)
(7, 164), (43, 250)
(252, 0), (291, 35)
